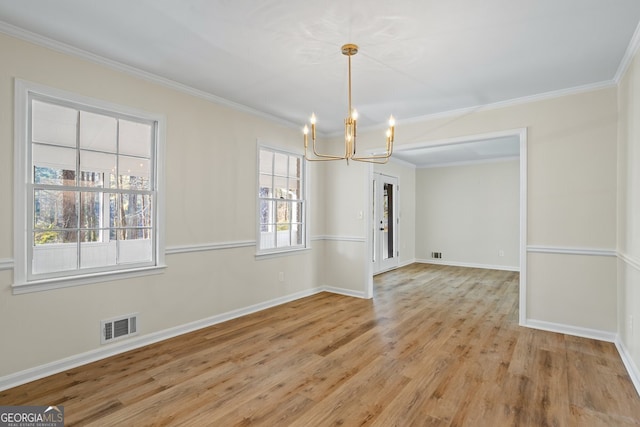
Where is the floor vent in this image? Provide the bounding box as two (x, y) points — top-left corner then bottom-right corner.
(101, 313), (138, 344)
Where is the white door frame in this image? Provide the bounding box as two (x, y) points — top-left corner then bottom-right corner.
(365, 128), (527, 326)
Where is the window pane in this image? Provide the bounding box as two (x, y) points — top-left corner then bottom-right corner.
(80, 111), (117, 152)
(259, 149), (273, 174)
(259, 173), (273, 198)
(80, 150), (116, 187)
(33, 144), (76, 185)
(33, 230), (78, 246)
(274, 176), (288, 199)
(274, 152), (288, 176)
(109, 193), (118, 232)
(34, 189), (78, 231)
(113, 193), (152, 229)
(32, 100), (77, 147)
(112, 228), (152, 241)
(118, 156), (150, 190)
(289, 156), (300, 178)
(288, 178), (301, 200)
(80, 192), (102, 231)
(32, 232), (78, 274)
(118, 237), (153, 263)
(119, 120), (152, 157)
(80, 229), (105, 243)
(259, 223), (276, 250)
(293, 201), (304, 223)
(81, 236), (116, 268)
(276, 223), (290, 247)
(259, 200), (273, 228)
(78, 170), (104, 188)
(276, 201), (290, 224)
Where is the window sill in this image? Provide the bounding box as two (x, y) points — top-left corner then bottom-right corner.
(12, 265), (167, 294)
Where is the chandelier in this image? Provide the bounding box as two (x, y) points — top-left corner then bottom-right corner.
(303, 43), (395, 164)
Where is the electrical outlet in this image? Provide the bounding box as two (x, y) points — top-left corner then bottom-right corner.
(630, 315), (634, 333)
(278, 272), (285, 282)
(499, 250), (505, 257)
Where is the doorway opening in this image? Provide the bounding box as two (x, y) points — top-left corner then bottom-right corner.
(365, 128), (527, 325)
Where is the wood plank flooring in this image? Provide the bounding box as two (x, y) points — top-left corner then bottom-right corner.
(2, 264), (640, 426)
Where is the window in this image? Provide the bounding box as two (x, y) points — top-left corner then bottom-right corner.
(257, 146), (306, 253)
(14, 80), (165, 291)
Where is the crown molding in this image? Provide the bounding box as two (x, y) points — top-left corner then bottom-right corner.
(615, 19), (640, 83)
(401, 80), (617, 127)
(0, 20), (299, 131)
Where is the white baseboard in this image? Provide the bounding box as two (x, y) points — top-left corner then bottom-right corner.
(323, 286), (368, 299)
(416, 258), (520, 272)
(0, 287), (325, 392)
(615, 337), (640, 397)
(523, 319), (617, 342)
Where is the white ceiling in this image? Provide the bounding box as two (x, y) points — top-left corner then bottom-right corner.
(0, 0), (638, 166)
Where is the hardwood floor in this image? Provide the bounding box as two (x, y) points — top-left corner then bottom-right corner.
(2, 264), (639, 426)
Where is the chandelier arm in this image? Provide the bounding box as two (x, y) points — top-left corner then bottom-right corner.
(351, 144), (394, 162)
(305, 138), (347, 161)
(350, 156), (391, 164)
(305, 154), (347, 162)
(351, 153), (393, 161)
(305, 129), (349, 160)
(311, 139), (347, 160)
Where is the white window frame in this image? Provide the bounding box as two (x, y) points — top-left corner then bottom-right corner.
(13, 79), (166, 294)
(256, 143), (309, 256)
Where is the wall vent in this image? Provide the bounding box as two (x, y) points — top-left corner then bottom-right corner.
(101, 313), (138, 344)
(431, 252), (442, 259)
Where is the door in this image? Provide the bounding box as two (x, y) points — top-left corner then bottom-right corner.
(373, 173), (399, 274)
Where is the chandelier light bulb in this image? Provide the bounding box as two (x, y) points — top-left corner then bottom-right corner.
(303, 125), (309, 135)
(389, 115), (395, 127)
(310, 113), (316, 125)
(351, 109), (358, 120)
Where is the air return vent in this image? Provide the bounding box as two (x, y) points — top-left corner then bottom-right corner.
(101, 313), (138, 344)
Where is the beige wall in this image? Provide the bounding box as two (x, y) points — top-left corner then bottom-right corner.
(415, 160), (520, 269)
(0, 34), (327, 378)
(618, 42), (640, 380)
